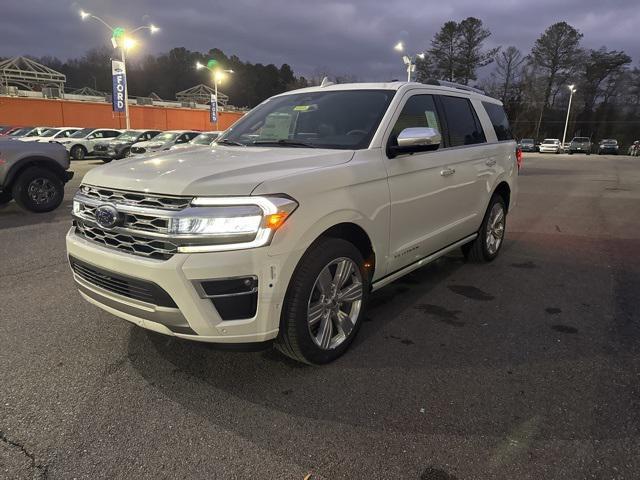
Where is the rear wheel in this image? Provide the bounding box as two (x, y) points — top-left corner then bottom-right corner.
(101, 158), (112, 163)
(276, 238), (369, 364)
(463, 194), (507, 263)
(11, 166), (64, 212)
(71, 145), (86, 160)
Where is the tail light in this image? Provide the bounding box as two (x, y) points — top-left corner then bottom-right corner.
(516, 147), (523, 171)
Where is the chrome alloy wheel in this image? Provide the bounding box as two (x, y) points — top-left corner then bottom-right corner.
(27, 178), (57, 206)
(485, 202), (505, 255)
(307, 257), (363, 350)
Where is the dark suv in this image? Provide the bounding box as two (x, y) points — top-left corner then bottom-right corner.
(568, 137), (591, 155)
(519, 138), (536, 152)
(94, 129), (161, 163)
(598, 139), (619, 155)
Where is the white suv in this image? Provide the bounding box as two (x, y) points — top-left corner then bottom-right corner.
(58, 128), (123, 160)
(67, 81), (518, 364)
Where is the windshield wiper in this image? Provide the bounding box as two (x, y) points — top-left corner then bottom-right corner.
(216, 139), (245, 146)
(251, 139), (318, 148)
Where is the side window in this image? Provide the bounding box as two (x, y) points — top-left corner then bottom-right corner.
(482, 102), (513, 141)
(389, 94), (442, 146)
(107, 131), (120, 138)
(439, 96), (486, 147)
(187, 132), (198, 141)
(175, 134), (188, 143)
(88, 132), (100, 139)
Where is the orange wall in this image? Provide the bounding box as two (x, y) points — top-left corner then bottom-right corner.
(0, 96), (244, 131)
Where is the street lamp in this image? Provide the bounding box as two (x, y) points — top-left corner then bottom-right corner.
(394, 42), (424, 82)
(196, 60), (234, 129)
(79, 10), (159, 129)
(562, 84), (577, 151)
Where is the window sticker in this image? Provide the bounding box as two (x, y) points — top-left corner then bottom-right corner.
(425, 110), (439, 130)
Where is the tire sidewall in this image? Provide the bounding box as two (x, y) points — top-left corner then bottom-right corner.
(282, 238), (369, 364)
(12, 167), (64, 213)
(479, 195), (507, 261)
(72, 145), (86, 160)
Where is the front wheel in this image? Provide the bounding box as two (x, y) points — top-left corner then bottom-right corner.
(276, 238), (369, 364)
(463, 194), (507, 262)
(71, 145), (86, 160)
(11, 167), (64, 212)
(101, 158), (112, 164)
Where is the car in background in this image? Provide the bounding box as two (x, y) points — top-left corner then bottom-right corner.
(539, 138), (561, 154)
(57, 128), (122, 160)
(598, 139), (619, 155)
(94, 129), (162, 163)
(19, 127), (81, 142)
(0, 139), (73, 212)
(0, 126), (16, 136)
(519, 138), (536, 152)
(568, 137), (592, 155)
(628, 140), (640, 156)
(169, 131), (221, 151)
(5, 126), (36, 138)
(20, 127), (54, 139)
(129, 130), (200, 156)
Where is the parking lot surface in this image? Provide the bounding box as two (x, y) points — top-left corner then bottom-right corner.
(1, 154), (639, 479)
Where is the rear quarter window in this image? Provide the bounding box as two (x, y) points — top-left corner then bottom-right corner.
(482, 102), (513, 141)
(439, 96), (486, 147)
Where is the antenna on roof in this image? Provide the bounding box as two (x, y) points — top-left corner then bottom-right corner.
(320, 76), (334, 87)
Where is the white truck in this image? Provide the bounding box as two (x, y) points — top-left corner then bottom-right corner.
(67, 81), (518, 364)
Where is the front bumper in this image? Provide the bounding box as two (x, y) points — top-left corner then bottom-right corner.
(66, 227), (301, 344)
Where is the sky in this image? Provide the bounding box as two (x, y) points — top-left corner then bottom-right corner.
(1, 0), (638, 81)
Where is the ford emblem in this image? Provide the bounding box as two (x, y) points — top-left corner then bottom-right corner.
(94, 204), (120, 229)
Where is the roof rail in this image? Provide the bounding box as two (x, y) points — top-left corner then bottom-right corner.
(424, 79), (485, 95)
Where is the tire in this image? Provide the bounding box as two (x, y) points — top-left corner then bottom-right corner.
(102, 158), (112, 163)
(11, 166), (64, 213)
(122, 147), (131, 158)
(462, 194), (507, 263)
(276, 238), (369, 365)
(71, 145), (87, 160)
(0, 190), (12, 205)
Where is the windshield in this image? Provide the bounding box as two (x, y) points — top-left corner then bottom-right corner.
(601, 139), (617, 145)
(10, 128), (33, 136)
(153, 132), (179, 142)
(521, 139), (534, 144)
(542, 139), (558, 145)
(572, 137), (590, 142)
(24, 128), (46, 137)
(70, 128), (94, 138)
(116, 130), (142, 142)
(190, 133), (218, 145)
(218, 89), (395, 150)
(41, 128), (61, 137)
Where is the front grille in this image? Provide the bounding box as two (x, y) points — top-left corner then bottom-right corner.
(79, 203), (169, 234)
(79, 185), (190, 210)
(75, 221), (178, 260)
(70, 256), (177, 307)
(94, 144), (108, 152)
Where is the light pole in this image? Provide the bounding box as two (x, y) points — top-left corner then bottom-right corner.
(562, 84), (577, 151)
(80, 10), (159, 129)
(394, 42), (425, 82)
(196, 61), (234, 130)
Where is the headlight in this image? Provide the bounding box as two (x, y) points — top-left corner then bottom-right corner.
(172, 195), (298, 253)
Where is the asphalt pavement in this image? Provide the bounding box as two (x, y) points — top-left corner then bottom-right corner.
(1, 154), (639, 479)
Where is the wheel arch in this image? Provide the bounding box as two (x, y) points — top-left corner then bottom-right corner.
(4, 156), (67, 188)
(492, 181), (511, 212)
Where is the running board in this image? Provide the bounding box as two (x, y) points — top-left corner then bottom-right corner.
(371, 234), (477, 292)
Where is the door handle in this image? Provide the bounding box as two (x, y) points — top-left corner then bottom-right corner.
(440, 167), (456, 177)
(486, 158), (497, 167)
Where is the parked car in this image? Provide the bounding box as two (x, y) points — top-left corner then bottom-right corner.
(519, 138), (536, 152)
(57, 128), (122, 160)
(539, 138), (561, 153)
(169, 131), (222, 151)
(129, 130), (200, 156)
(0, 125), (16, 136)
(0, 139), (73, 212)
(93, 129), (162, 163)
(628, 140), (640, 156)
(67, 81), (518, 364)
(19, 127), (54, 139)
(568, 136), (591, 155)
(598, 139), (619, 155)
(19, 127), (82, 142)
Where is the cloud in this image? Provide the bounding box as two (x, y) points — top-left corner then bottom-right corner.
(1, 0), (638, 80)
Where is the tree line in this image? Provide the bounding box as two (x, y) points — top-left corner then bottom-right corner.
(416, 18), (640, 146)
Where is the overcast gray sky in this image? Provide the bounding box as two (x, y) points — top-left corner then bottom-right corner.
(2, 0), (638, 80)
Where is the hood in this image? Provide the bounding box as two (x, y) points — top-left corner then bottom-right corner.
(132, 140), (164, 149)
(82, 145), (354, 196)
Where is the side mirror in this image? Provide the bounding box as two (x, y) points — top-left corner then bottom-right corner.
(388, 127), (441, 158)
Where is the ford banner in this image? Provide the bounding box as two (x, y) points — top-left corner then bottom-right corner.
(210, 93), (218, 123)
(111, 60), (126, 113)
